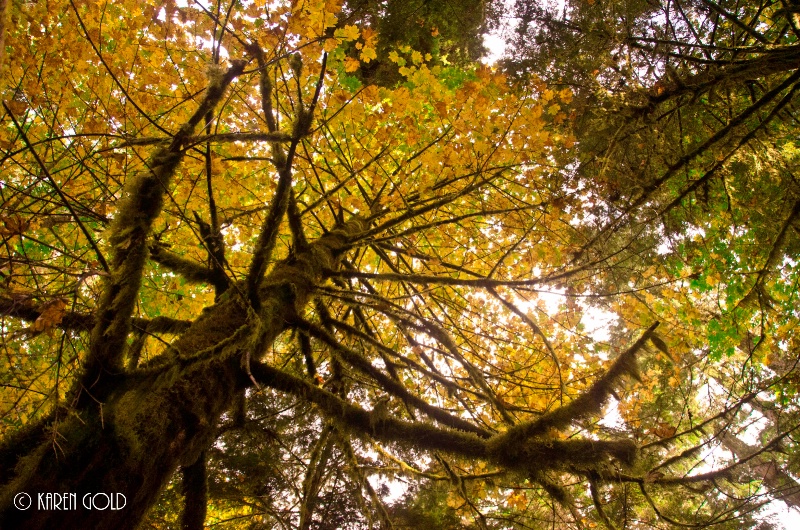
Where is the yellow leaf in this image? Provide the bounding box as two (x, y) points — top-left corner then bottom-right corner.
(506, 491), (527, 510)
(360, 46), (377, 63)
(337, 24), (360, 41)
(344, 57), (360, 72)
(0, 215), (31, 236)
(361, 27), (377, 47)
(31, 298), (68, 333)
(446, 492), (462, 508)
(323, 38), (340, 52)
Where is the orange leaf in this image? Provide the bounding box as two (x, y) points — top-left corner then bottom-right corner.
(31, 298), (68, 333)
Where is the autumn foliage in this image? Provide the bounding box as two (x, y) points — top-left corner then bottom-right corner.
(1, 0), (800, 528)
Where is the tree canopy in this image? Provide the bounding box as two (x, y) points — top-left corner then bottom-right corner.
(1, 0), (800, 528)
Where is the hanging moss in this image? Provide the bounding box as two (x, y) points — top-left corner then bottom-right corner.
(488, 437), (638, 476)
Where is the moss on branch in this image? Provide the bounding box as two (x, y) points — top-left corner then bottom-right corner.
(247, 359), (641, 476)
(149, 244), (217, 284)
(84, 60), (246, 393)
(491, 322), (659, 443)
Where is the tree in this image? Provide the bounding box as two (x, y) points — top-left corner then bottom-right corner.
(340, 0), (496, 79)
(502, 0), (800, 526)
(321, 0), (502, 88)
(1, 1), (800, 529)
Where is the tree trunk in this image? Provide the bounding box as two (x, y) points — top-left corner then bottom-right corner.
(719, 432), (800, 511)
(0, 219), (368, 530)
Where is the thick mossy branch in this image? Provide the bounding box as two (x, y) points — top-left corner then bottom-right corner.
(535, 474), (573, 508)
(150, 245), (216, 284)
(85, 60), (246, 387)
(249, 43), (277, 133)
(287, 188), (309, 251)
(134, 316), (192, 334)
(493, 322), (659, 444)
(193, 206), (230, 296)
(0, 295), (190, 334)
(247, 361), (488, 458)
(489, 438), (639, 474)
(136, 293), (250, 371)
(0, 409), (57, 478)
(126, 316), (194, 369)
(246, 165), (294, 307)
(126, 330), (147, 370)
(294, 318), (492, 437)
(247, 361), (640, 474)
(298, 330), (317, 378)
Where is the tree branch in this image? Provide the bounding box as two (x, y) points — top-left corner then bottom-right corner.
(0, 295), (191, 334)
(84, 60), (246, 389)
(247, 361), (641, 474)
(245, 50), (328, 307)
(487, 323), (658, 447)
(3, 103), (109, 274)
(180, 451), (208, 530)
(149, 245), (216, 284)
(115, 131), (291, 148)
(293, 318), (493, 437)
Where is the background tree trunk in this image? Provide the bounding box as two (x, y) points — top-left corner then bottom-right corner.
(720, 432), (800, 511)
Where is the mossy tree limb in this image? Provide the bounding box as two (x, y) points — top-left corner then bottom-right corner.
(0, 213), (370, 529)
(149, 245), (217, 285)
(246, 352), (643, 475)
(83, 61), (247, 394)
(0, 290), (191, 335)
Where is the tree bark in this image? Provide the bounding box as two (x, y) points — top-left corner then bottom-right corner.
(719, 432), (800, 511)
(180, 451), (208, 530)
(0, 218), (369, 530)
